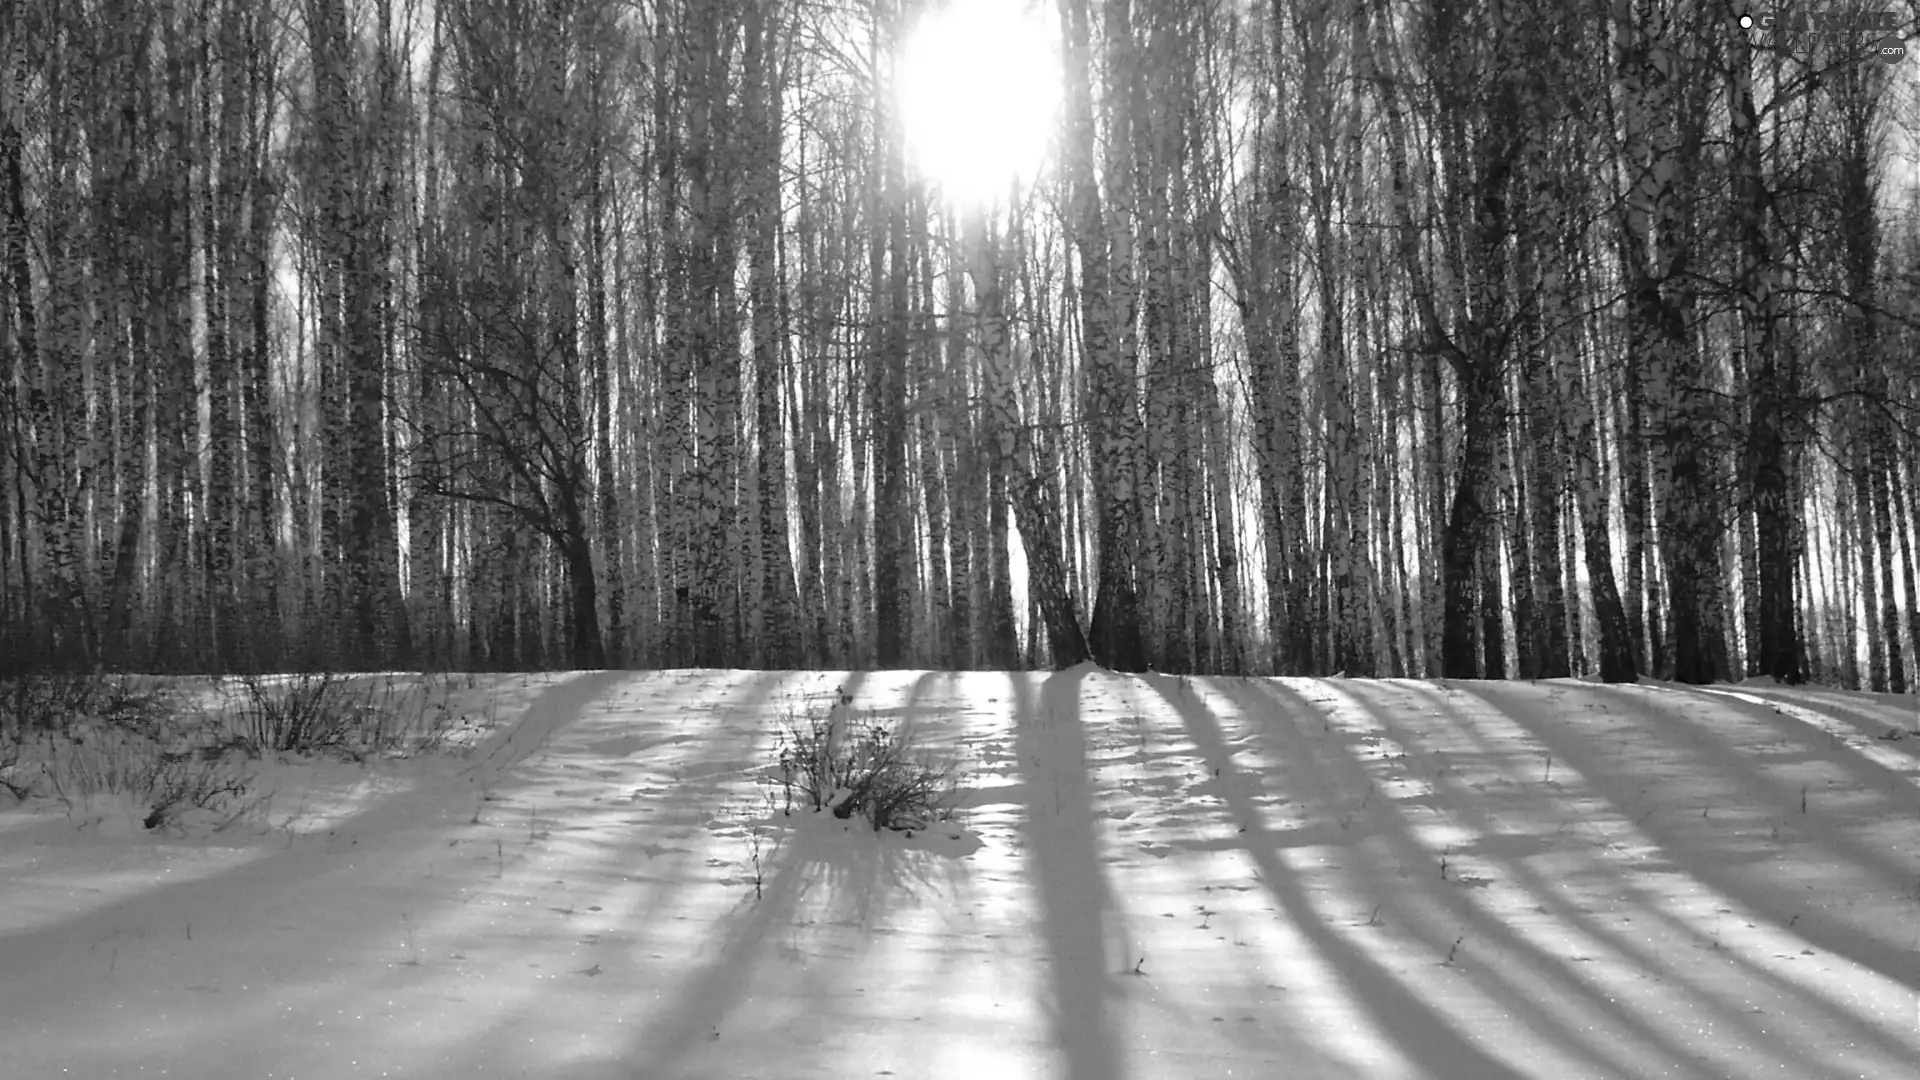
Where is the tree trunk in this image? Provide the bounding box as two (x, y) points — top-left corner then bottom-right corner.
(966, 212), (1089, 668)
(744, 0), (800, 669)
(871, 0), (911, 667)
(914, 195), (952, 665)
(1225, 45), (1306, 674)
(1062, 0), (1145, 671)
(1556, 240), (1635, 683)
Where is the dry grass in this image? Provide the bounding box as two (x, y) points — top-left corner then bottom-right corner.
(0, 670), (483, 831)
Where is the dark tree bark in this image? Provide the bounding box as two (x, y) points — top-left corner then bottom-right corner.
(1729, 27), (1802, 683)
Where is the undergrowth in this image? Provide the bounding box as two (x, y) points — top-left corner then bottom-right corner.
(228, 671), (462, 759)
(0, 670), (487, 831)
(767, 690), (962, 834)
(43, 727), (258, 830)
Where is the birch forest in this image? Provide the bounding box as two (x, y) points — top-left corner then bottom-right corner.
(1, 0), (1917, 690)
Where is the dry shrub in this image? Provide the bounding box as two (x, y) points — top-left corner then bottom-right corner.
(770, 696), (960, 833)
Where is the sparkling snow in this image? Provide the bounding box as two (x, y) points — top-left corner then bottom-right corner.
(1, 667), (1916, 1078)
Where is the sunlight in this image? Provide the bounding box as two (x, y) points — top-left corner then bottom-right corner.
(895, 0), (1061, 207)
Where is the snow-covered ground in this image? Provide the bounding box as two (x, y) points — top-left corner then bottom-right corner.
(1, 667), (1916, 1079)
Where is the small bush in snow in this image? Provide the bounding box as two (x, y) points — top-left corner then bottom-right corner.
(0, 729), (34, 801)
(41, 724), (254, 830)
(0, 672), (174, 738)
(230, 672), (363, 755)
(227, 672), (456, 759)
(770, 695), (960, 833)
(0, 670), (467, 829)
(0, 674), (190, 807)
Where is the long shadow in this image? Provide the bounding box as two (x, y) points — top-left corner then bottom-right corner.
(1088, 677), (1415, 1076)
(1490, 681), (1920, 992)
(607, 669), (971, 1077)
(1731, 684), (1920, 744)
(612, 816), (884, 1078)
(1334, 678), (1863, 1076)
(1684, 684), (1920, 787)
(1214, 676), (1721, 1073)
(1010, 665), (1127, 1080)
(1585, 684), (1907, 880)
(1161, 673), (1582, 1080)
(1416, 681), (1920, 1069)
(0, 669), (643, 1077)
(1589, 680), (1920, 957)
(457, 670), (640, 781)
(0, 669), (632, 965)
(900, 669), (964, 744)
(479, 669), (802, 950)
(128, 669), (887, 1079)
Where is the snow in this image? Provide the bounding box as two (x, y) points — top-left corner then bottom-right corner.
(2, 668), (1916, 1078)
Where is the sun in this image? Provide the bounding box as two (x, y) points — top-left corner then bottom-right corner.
(895, 0), (1062, 207)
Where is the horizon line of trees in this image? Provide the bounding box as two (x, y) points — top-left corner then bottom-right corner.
(1, 0), (1917, 691)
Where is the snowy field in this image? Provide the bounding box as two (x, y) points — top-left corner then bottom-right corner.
(1, 667), (1917, 1079)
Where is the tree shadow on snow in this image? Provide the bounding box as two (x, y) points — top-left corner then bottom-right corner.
(1008, 665), (1129, 1080)
(617, 672), (963, 1078)
(1301, 678), (1840, 1077)
(1385, 679), (1915, 1073)
(1455, 682), (1920, 1013)
(1148, 674), (1538, 1079)
(0, 669), (633, 962)
(0, 669), (640, 1075)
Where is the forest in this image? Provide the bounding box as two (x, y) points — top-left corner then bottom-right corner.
(0, 0), (1916, 688)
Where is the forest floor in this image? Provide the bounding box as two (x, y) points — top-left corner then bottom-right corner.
(0, 667), (1916, 1079)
